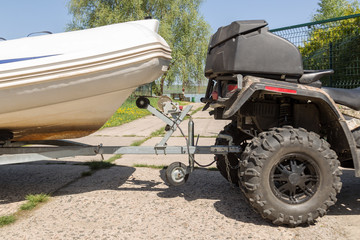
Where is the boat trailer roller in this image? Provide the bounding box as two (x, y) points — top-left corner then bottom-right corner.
(0, 97), (241, 186)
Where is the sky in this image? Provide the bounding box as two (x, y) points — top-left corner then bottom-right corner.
(0, 0), (320, 40)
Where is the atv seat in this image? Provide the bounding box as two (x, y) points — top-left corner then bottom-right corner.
(322, 87), (360, 110)
(299, 70), (334, 84)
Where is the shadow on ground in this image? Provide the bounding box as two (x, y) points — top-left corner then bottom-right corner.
(156, 169), (269, 225)
(0, 161), (359, 227)
(119, 168), (270, 226)
(0, 161), (135, 205)
(328, 168), (360, 216)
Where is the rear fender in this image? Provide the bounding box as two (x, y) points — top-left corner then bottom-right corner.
(222, 76), (360, 177)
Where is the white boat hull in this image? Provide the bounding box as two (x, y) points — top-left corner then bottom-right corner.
(0, 20), (171, 141)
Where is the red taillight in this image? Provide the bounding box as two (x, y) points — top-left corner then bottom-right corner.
(265, 86), (297, 94)
(212, 91), (218, 100)
(179, 106), (183, 111)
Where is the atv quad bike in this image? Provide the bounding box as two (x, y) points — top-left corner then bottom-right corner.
(202, 20), (360, 226)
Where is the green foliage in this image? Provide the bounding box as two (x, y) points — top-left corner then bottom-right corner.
(150, 126), (165, 138)
(151, 83), (162, 96)
(102, 95), (188, 129)
(312, 0), (359, 21)
(67, 0), (210, 93)
(130, 126), (165, 146)
(20, 194), (50, 211)
(133, 164), (167, 169)
(0, 215), (16, 227)
(83, 161), (114, 171)
(299, 1), (360, 87)
(106, 154), (123, 163)
(102, 97), (159, 128)
(81, 160), (115, 177)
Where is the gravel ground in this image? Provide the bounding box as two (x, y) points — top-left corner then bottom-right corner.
(0, 162), (359, 239)
(0, 103), (359, 239)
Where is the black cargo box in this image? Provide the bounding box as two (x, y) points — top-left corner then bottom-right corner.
(205, 20), (304, 79)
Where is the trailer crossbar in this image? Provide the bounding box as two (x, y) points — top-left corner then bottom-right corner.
(0, 98), (241, 167)
(0, 145), (241, 165)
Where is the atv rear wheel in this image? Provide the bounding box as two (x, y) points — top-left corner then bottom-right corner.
(239, 127), (342, 227)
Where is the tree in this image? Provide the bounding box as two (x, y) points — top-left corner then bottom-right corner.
(298, 0), (360, 87)
(312, 0), (360, 21)
(67, 0), (210, 95)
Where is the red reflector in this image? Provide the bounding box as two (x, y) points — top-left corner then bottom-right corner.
(265, 86), (297, 94)
(227, 84), (238, 92)
(179, 106), (183, 111)
(212, 91), (218, 100)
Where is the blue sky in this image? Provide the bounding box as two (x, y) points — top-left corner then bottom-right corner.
(1, 0), (320, 40)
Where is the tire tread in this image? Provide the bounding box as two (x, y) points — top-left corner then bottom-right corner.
(239, 126), (342, 227)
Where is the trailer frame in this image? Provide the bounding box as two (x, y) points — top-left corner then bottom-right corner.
(0, 98), (241, 185)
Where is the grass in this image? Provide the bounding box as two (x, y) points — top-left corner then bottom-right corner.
(20, 194), (50, 211)
(0, 193), (50, 227)
(133, 164), (167, 169)
(184, 106), (204, 120)
(107, 154), (123, 163)
(191, 106), (203, 115)
(130, 126), (165, 147)
(83, 161), (114, 171)
(0, 215), (16, 227)
(150, 126), (166, 137)
(102, 96), (194, 129)
(0, 158), (120, 227)
(79, 127), (166, 175)
(102, 97), (159, 128)
(96, 126), (166, 165)
(130, 139), (147, 147)
(78, 126), (165, 176)
(81, 160), (116, 177)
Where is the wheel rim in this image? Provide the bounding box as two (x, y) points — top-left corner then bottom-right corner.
(270, 153), (320, 204)
(171, 167), (186, 183)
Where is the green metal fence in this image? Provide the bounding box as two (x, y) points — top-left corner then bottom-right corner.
(271, 14), (360, 88)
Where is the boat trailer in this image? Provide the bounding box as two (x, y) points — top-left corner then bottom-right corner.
(0, 97), (241, 186)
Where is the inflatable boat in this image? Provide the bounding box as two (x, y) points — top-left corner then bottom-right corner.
(0, 19), (171, 141)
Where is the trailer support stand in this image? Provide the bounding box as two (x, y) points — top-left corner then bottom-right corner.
(188, 116), (195, 173)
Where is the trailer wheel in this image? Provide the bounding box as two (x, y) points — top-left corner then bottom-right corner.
(165, 162), (189, 186)
(239, 127), (342, 227)
(215, 123), (248, 185)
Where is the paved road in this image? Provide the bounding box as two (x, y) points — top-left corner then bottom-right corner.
(0, 102), (359, 239)
(68, 102), (231, 166)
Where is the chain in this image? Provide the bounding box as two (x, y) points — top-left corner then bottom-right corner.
(224, 154), (233, 184)
(224, 154), (241, 185)
(217, 132), (243, 185)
